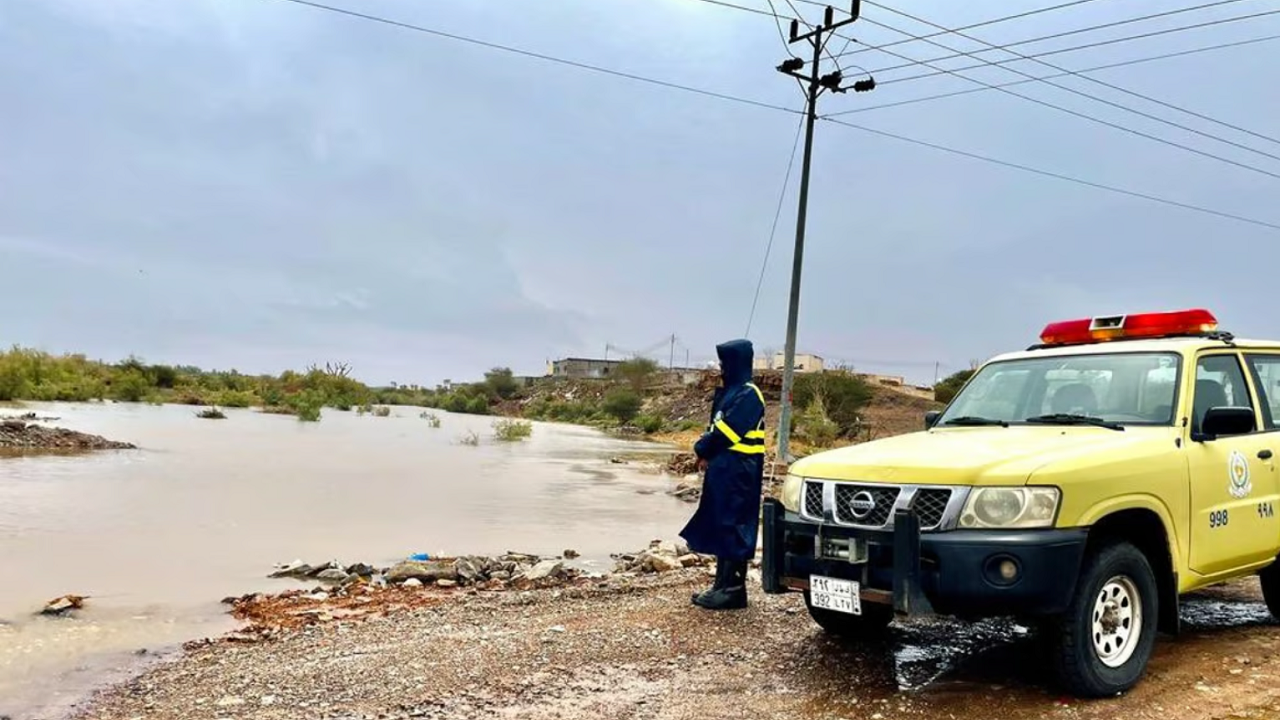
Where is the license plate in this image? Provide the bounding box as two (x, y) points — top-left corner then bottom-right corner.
(809, 574), (861, 615)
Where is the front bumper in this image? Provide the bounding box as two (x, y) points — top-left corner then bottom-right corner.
(760, 497), (1088, 618)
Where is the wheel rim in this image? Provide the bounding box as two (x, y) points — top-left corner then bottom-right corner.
(1091, 575), (1143, 668)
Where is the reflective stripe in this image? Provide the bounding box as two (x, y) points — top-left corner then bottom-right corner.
(714, 419), (742, 444)
(746, 382), (765, 406)
(728, 444), (766, 455)
(745, 430), (766, 439)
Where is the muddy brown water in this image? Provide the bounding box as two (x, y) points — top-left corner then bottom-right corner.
(0, 402), (692, 718)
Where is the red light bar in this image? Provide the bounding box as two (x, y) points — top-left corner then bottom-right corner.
(1039, 308), (1219, 346)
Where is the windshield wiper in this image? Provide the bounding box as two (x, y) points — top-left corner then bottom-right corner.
(1024, 413), (1125, 431)
(942, 416), (1009, 427)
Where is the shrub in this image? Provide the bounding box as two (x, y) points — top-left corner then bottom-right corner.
(493, 418), (533, 442)
(603, 388), (643, 424)
(934, 368), (976, 404)
(211, 390), (256, 409)
(196, 407), (227, 420)
(111, 369), (151, 403)
(616, 358), (659, 389)
(796, 394), (839, 448)
(793, 372), (870, 436)
(372, 405), (391, 417)
(459, 430), (480, 446)
(421, 411), (442, 428)
(635, 413), (664, 434)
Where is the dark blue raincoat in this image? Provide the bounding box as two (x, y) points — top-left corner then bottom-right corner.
(679, 339), (766, 561)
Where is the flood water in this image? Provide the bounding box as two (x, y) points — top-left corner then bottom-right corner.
(0, 402), (692, 717)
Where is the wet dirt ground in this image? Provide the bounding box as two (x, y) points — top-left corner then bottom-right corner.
(74, 572), (1280, 720)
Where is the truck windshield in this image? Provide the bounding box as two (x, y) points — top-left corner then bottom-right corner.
(937, 351), (1181, 427)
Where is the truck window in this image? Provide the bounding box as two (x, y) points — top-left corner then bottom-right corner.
(1245, 354), (1280, 430)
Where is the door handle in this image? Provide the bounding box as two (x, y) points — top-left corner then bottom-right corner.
(1260, 449), (1274, 460)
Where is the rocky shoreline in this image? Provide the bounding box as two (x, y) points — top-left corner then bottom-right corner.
(0, 418), (136, 452)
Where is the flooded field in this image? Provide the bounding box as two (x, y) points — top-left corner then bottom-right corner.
(0, 402), (691, 718)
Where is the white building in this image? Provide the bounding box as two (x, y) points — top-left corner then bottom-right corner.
(753, 352), (824, 373)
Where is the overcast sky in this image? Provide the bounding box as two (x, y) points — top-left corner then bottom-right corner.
(4, 0), (1279, 386)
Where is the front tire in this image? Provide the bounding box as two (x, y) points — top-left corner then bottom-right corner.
(1258, 559), (1280, 619)
(803, 592), (894, 639)
(1047, 541), (1159, 698)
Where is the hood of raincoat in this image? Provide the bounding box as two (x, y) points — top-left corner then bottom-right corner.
(716, 339), (754, 387)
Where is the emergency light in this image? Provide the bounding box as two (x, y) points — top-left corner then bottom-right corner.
(1038, 308), (1219, 346)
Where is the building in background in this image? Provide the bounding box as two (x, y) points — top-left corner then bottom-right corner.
(753, 352), (825, 373)
(545, 357), (624, 379)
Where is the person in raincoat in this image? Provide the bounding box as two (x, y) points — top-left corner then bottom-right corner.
(680, 338), (767, 610)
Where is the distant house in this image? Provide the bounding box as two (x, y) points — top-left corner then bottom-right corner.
(546, 357), (625, 379)
(753, 352), (825, 373)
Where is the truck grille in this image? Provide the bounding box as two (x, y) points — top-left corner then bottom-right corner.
(911, 488), (952, 529)
(834, 484), (900, 527)
(803, 481), (824, 517)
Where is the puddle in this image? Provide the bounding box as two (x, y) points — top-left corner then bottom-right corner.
(891, 617), (1031, 690)
(1179, 597), (1276, 630)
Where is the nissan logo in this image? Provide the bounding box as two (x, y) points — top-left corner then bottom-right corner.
(850, 491), (876, 519)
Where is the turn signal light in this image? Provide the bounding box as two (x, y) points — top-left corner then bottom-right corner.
(1039, 308), (1218, 346)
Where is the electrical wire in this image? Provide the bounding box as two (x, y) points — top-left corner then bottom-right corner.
(264, 0), (1280, 232)
(854, 14), (1280, 168)
(865, 0), (1280, 149)
(845, 17), (1280, 181)
(871, 6), (1279, 80)
(823, 33), (1280, 119)
(822, 115), (1280, 231)
(746, 113), (806, 339)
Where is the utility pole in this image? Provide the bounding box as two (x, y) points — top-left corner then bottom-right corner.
(774, 1), (875, 467)
(669, 334), (676, 370)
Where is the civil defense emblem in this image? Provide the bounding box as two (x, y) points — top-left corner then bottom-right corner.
(1228, 449), (1253, 499)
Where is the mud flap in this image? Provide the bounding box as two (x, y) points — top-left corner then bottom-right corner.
(760, 498), (784, 594)
(893, 507), (935, 618)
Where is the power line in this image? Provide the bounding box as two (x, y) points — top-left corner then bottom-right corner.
(846, 17), (1280, 181)
(746, 112), (806, 339)
(863, 0), (1280, 150)
(872, 6), (1280, 82)
(822, 115), (1280, 231)
(823, 33), (1280, 120)
(268, 0), (798, 115)
(852, 14), (1280, 174)
(263, 0), (1280, 232)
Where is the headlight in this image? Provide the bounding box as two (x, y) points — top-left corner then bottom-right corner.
(781, 473), (803, 512)
(959, 487), (1060, 529)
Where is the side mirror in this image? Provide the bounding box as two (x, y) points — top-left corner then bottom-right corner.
(1197, 406), (1256, 440)
(924, 410), (941, 429)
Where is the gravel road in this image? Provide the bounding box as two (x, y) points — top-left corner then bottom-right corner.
(75, 573), (1280, 720)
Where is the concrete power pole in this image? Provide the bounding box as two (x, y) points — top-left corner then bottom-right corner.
(774, 2), (874, 466)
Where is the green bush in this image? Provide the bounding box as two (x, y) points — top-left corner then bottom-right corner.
(211, 390), (256, 409)
(602, 388), (643, 424)
(372, 405), (391, 417)
(616, 358), (659, 389)
(796, 394), (839, 448)
(793, 372), (870, 436)
(634, 414), (664, 434)
(196, 407), (227, 420)
(459, 430), (480, 446)
(421, 411), (442, 428)
(493, 417), (533, 442)
(483, 367), (520, 399)
(934, 369), (976, 404)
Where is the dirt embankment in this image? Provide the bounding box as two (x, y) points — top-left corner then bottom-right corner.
(0, 417), (135, 452)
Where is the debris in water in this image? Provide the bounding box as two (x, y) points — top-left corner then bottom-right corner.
(39, 594), (87, 617)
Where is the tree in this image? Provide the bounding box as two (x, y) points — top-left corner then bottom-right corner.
(483, 367), (519, 399)
(934, 369), (976, 404)
(793, 372), (870, 436)
(603, 387), (643, 424)
(616, 358), (659, 389)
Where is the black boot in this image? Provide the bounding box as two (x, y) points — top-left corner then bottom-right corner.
(692, 559), (748, 611)
(691, 557), (730, 605)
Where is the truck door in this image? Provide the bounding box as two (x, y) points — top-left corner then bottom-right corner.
(1187, 352), (1279, 576)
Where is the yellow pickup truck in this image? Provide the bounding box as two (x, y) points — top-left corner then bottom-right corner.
(761, 308), (1280, 697)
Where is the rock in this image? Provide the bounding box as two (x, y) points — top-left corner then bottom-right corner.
(490, 571), (511, 581)
(454, 557), (483, 584)
(386, 560), (459, 584)
(269, 561), (314, 579)
(315, 568), (349, 583)
(345, 563), (376, 577)
(401, 578), (424, 588)
(678, 554), (702, 568)
(522, 560), (565, 581)
(39, 594), (86, 617)
(563, 549), (580, 559)
(261, 695), (277, 706)
(216, 696), (245, 707)
(0, 421), (135, 451)
(641, 553), (683, 573)
(437, 579), (457, 589)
